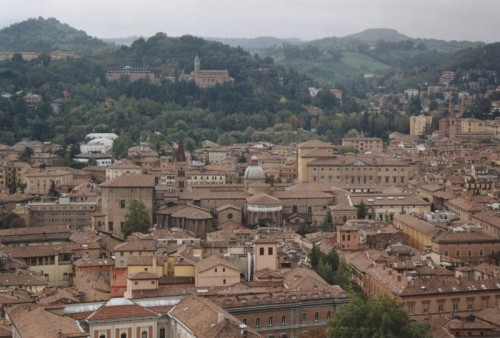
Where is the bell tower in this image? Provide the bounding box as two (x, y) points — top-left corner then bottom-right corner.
(194, 55), (200, 73)
(176, 139), (187, 192)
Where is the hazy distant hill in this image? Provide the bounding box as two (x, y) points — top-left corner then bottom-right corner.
(0, 17), (109, 53)
(346, 28), (412, 42)
(206, 36), (303, 50)
(103, 36), (143, 47)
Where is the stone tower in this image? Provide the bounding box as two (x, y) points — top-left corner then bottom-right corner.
(176, 139), (187, 192)
(194, 55), (200, 73)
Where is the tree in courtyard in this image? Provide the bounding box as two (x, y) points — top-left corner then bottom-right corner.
(344, 128), (359, 138)
(357, 200), (367, 219)
(47, 180), (60, 198)
(122, 199), (151, 238)
(309, 244), (322, 269)
(299, 327), (327, 338)
(19, 146), (33, 163)
(328, 294), (430, 338)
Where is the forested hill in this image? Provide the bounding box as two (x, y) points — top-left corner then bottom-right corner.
(100, 33), (276, 81)
(0, 17), (109, 54)
(439, 42), (500, 73)
(0, 29), (330, 152)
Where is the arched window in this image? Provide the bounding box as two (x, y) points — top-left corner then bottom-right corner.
(268, 316), (273, 326)
(99, 335), (105, 338)
(141, 331), (147, 338)
(255, 317), (260, 327)
(121, 333), (127, 338)
(281, 315), (286, 325)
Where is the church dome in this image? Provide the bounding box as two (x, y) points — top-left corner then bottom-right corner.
(244, 156), (265, 179)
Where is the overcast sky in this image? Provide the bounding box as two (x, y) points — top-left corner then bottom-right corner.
(1, 0), (499, 43)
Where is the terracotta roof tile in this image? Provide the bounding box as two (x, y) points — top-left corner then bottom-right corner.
(195, 255), (241, 273)
(246, 193), (281, 205)
(7, 305), (84, 338)
(87, 298), (159, 321)
(100, 174), (155, 188)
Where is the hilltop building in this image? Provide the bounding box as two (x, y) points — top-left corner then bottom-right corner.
(180, 56), (233, 88)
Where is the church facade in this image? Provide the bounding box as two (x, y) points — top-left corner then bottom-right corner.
(180, 56), (233, 88)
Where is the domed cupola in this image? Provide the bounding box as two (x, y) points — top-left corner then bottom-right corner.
(244, 156), (265, 180)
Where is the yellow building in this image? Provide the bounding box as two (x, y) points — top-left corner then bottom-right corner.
(459, 118), (487, 133)
(4, 245), (74, 287)
(127, 255), (166, 277)
(194, 255), (241, 287)
(393, 214), (441, 252)
(25, 168), (75, 195)
(483, 118), (500, 140)
(410, 115), (432, 136)
(296, 140), (334, 183)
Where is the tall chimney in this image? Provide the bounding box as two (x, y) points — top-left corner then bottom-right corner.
(218, 312), (225, 323)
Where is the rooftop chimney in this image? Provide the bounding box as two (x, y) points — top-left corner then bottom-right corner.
(218, 312), (225, 323)
(239, 324), (248, 337)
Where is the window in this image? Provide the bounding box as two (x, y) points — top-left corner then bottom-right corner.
(326, 311), (331, 320)
(109, 221), (113, 231)
(268, 316), (273, 326)
(100, 335), (105, 338)
(314, 312), (319, 321)
(141, 331), (147, 338)
(479, 249), (484, 257)
(159, 328), (166, 338)
(215, 268), (218, 272)
(243, 319), (247, 325)
(444, 250), (449, 257)
(256, 317), (260, 327)
(227, 213), (233, 219)
(438, 304), (444, 312)
(281, 315), (286, 325)
(467, 250), (472, 257)
(302, 313), (306, 322)
(223, 279), (226, 284)
(121, 333), (127, 338)
(120, 200), (126, 208)
(268, 247), (273, 255)
(453, 303), (459, 311)
(407, 303), (414, 315)
(456, 250), (461, 257)
(260, 247), (264, 255)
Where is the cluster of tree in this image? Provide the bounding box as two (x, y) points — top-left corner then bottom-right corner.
(309, 245), (361, 293)
(327, 294), (430, 338)
(0, 212), (25, 229)
(121, 199), (151, 238)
